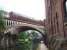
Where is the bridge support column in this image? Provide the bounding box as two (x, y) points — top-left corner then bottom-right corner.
(45, 0), (64, 50)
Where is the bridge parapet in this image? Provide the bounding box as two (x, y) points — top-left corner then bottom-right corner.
(4, 17), (45, 35)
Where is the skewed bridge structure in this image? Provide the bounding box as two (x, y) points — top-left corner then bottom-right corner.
(4, 12), (45, 34)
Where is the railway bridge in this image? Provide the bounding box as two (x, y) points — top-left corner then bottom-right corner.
(0, 12), (47, 49)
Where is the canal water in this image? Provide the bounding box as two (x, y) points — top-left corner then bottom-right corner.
(0, 30), (48, 50)
(37, 41), (48, 50)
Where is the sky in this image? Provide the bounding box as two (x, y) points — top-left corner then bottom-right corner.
(0, 0), (46, 21)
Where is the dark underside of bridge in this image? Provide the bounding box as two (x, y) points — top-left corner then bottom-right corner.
(17, 26), (38, 32)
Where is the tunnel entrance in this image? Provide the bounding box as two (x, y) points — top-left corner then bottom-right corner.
(16, 30), (48, 50)
(16, 30), (43, 50)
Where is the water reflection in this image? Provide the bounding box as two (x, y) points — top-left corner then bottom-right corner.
(0, 30), (48, 50)
(17, 30), (43, 50)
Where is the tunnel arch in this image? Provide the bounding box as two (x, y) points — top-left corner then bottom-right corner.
(15, 26), (48, 46)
